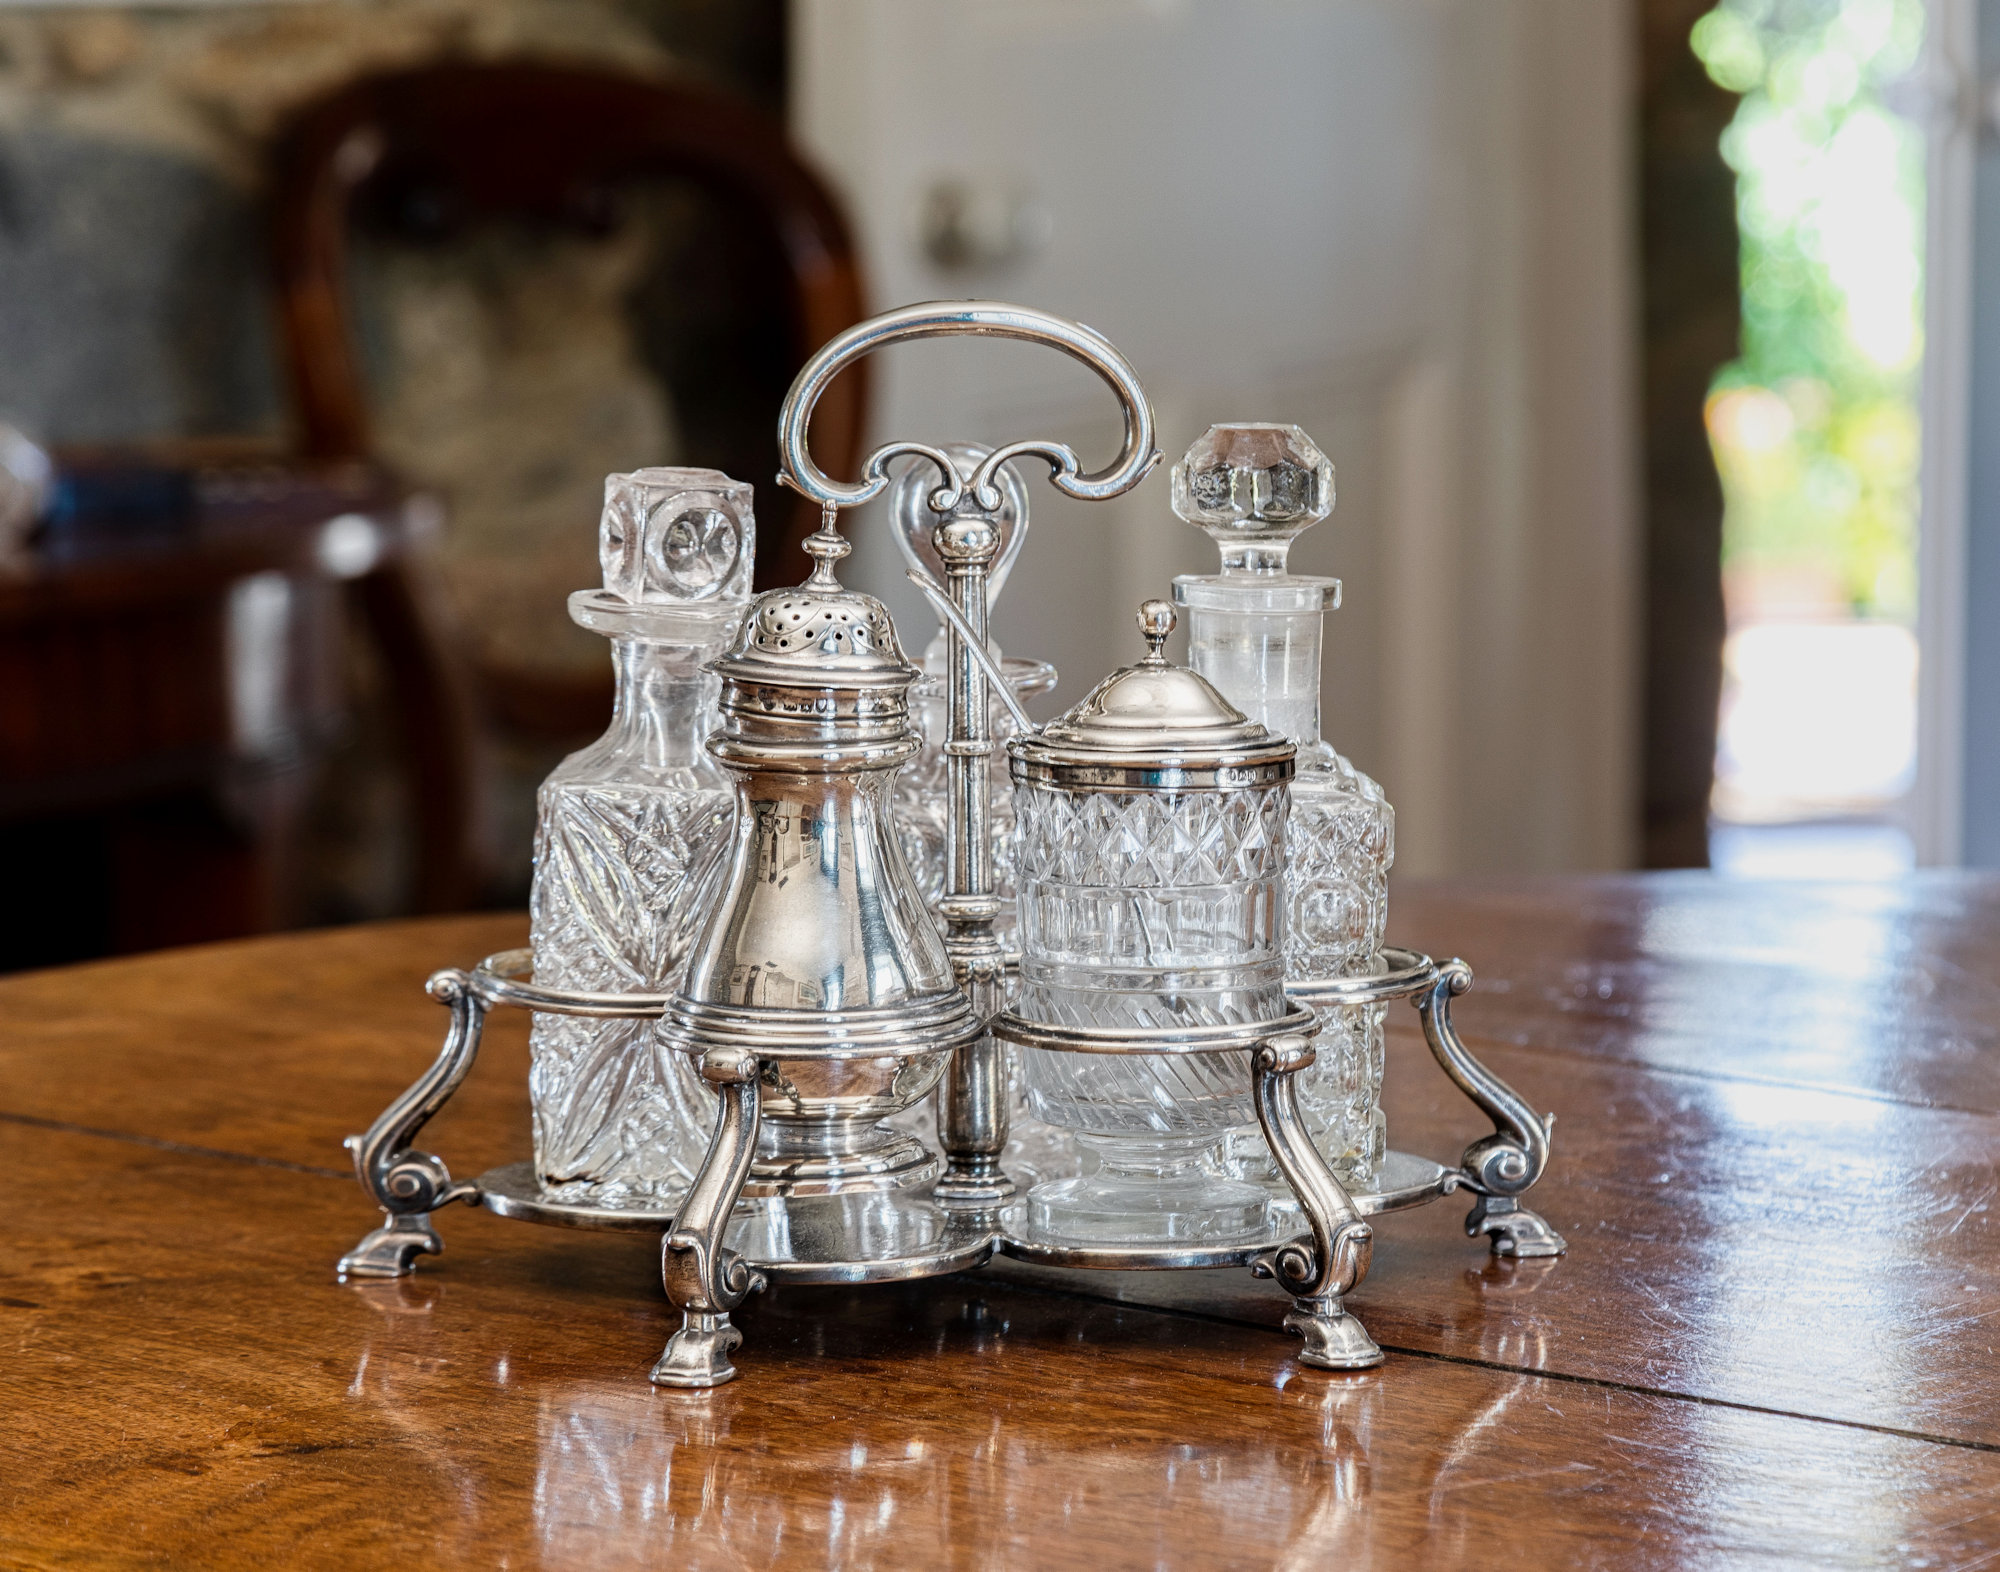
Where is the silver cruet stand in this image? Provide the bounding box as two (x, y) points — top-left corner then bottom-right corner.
(336, 300), (1566, 1387)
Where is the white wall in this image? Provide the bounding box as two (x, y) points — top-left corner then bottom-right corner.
(792, 0), (1637, 875)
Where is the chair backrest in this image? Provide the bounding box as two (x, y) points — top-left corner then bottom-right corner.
(268, 59), (869, 588)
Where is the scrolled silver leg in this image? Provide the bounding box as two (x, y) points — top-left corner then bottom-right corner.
(1250, 1034), (1384, 1371)
(1417, 960), (1567, 1259)
(651, 1311), (745, 1387)
(337, 969), (487, 1279)
(654, 1045), (769, 1388)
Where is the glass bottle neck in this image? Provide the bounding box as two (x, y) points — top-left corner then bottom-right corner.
(600, 633), (727, 771)
(1194, 609), (1322, 747)
(1172, 576), (1336, 753)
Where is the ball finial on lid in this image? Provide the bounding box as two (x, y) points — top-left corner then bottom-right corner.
(1136, 599), (1176, 664)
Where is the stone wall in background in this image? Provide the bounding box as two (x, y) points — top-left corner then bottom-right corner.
(0, 0), (675, 444)
(0, 0), (787, 916)
(0, 0), (783, 672)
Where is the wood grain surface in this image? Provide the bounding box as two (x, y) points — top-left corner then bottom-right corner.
(3, 877), (1998, 1568)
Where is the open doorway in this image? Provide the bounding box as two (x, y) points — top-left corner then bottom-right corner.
(1693, 0), (1926, 877)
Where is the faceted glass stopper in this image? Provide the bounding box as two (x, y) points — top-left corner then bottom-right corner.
(599, 467), (755, 604)
(1170, 423), (1334, 575)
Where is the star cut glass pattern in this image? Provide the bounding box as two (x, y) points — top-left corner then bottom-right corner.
(1013, 783), (1288, 1035)
(527, 467), (752, 1208)
(530, 775), (731, 1204)
(1014, 781), (1289, 1134)
(1012, 775), (1292, 1244)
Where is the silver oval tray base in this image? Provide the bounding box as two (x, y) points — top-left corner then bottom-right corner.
(473, 1148), (1453, 1282)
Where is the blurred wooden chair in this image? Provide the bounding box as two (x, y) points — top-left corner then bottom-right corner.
(266, 59), (868, 906)
(0, 451), (418, 967)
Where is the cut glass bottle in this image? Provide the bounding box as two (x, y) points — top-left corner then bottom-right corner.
(528, 468), (754, 1206)
(1171, 424), (1395, 1188)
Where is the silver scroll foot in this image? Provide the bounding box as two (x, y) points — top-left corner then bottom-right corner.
(651, 1310), (746, 1388)
(1251, 1033), (1382, 1375)
(1466, 1193), (1568, 1258)
(1285, 1294), (1384, 1370)
(655, 1044), (768, 1387)
(336, 967), (488, 1276)
(1417, 959), (1567, 1262)
(338, 1211), (443, 1279)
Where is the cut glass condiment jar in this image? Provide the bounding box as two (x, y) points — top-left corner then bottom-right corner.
(1008, 601), (1297, 1244)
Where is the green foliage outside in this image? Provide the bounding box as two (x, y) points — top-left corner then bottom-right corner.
(1691, 0), (1925, 620)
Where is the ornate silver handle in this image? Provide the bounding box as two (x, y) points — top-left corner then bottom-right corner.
(776, 300), (1160, 517)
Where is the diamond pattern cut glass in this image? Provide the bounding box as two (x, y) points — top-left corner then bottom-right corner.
(1005, 603), (1296, 1244)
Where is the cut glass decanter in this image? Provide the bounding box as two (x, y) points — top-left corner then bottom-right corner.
(1171, 424), (1396, 1188)
(528, 468), (754, 1206)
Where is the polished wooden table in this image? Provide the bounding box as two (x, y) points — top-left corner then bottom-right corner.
(4, 875), (1997, 1567)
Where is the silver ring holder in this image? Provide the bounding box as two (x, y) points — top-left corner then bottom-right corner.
(337, 301), (1564, 1385)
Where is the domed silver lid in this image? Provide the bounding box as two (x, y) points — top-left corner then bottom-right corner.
(1010, 601), (1295, 791)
